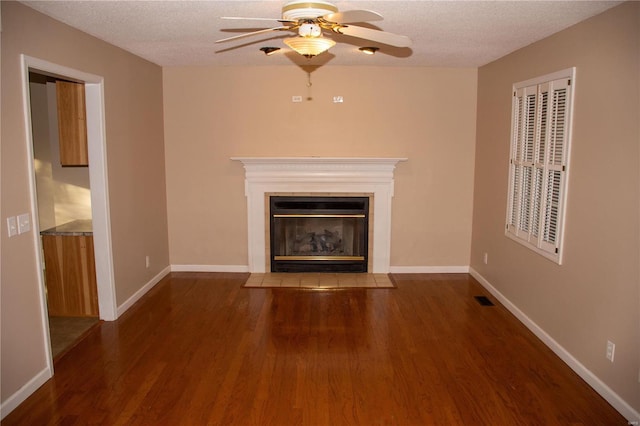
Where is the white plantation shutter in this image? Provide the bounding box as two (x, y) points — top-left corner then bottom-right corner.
(506, 69), (574, 263)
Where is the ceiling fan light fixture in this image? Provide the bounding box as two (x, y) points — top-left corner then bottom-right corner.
(260, 46), (280, 56)
(359, 46), (379, 55)
(284, 36), (336, 58)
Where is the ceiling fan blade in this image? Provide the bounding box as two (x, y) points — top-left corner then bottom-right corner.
(221, 16), (297, 24)
(322, 10), (383, 24)
(215, 26), (290, 43)
(335, 25), (411, 48)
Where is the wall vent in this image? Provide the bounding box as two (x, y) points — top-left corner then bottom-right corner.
(474, 295), (495, 306)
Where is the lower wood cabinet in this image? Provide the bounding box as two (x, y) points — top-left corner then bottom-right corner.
(42, 234), (98, 317)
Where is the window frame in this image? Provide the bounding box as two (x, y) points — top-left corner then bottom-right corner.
(505, 68), (576, 264)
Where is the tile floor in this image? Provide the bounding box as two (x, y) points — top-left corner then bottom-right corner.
(49, 316), (100, 359)
(244, 273), (395, 288)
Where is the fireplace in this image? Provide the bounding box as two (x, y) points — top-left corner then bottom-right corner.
(231, 157), (407, 273)
(270, 196), (369, 272)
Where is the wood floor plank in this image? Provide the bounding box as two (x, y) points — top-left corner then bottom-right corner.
(2, 272), (627, 425)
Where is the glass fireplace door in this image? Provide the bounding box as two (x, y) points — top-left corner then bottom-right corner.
(270, 197), (369, 272)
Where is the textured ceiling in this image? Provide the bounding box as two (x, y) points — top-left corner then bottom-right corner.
(22, 1), (621, 68)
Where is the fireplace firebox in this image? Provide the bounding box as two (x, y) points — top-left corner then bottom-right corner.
(270, 196), (369, 272)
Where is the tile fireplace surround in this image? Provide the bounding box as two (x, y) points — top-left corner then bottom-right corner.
(231, 157), (407, 273)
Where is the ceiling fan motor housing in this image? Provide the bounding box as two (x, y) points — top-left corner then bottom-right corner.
(282, 1), (338, 20)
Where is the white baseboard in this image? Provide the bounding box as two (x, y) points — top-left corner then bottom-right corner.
(469, 267), (640, 424)
(170, 265), (469, 274)
(389, 265), (470, 274)
(116, 266), (171, 317)
(0, 366), (51, 420)
(170, 264), (250, 273)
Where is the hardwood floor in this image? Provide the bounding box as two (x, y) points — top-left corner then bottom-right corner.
(2, 272), (627, 425)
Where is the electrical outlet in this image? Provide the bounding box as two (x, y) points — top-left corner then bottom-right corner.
(7, 216), (18, 237)
(145, 256), (150, 269)
(17, 213), (31, 234)
(483, 252), (488, 265)
(606, 340), (615, 362)
(292, 96), (302, 103)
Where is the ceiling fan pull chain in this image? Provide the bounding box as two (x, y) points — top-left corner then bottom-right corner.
(306, 72), (313, 101)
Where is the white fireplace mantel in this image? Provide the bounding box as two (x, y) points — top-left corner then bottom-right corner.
(231, 157), (407, 273)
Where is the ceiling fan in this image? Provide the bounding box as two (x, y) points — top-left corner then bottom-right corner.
(215, 0), (412, 58)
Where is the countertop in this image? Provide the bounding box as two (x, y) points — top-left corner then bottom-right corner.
(40, 219), (93, 236)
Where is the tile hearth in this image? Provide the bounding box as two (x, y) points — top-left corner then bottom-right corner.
(244, 273), (395, 289)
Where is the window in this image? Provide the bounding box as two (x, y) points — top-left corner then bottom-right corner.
(505, 68), (575, 263)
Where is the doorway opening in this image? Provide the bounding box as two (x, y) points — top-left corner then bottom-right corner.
(21, 56), (116, 369)
(29, 72), (100, 359)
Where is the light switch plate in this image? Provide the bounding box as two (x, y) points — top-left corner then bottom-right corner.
(17, 213), (31, 234)
(7, 216), (18, 237)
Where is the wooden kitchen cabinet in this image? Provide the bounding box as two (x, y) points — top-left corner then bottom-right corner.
(56, 80), (88, 166)
(42, 234), (98, 317)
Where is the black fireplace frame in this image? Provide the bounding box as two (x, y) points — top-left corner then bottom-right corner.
(269, 196), (369, 273)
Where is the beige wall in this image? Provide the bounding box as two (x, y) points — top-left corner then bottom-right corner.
(163, 66), (477, 269)
(1, 1), (169, 405)
(471, 1), (639, 413)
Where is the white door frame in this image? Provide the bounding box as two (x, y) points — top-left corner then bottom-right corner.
(20, 55), (117, 368)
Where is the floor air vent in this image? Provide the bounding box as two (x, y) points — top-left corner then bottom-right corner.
(474, 296), (495, 306)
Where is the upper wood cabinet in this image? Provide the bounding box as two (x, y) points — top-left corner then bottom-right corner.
(56, 80), (88, 166)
